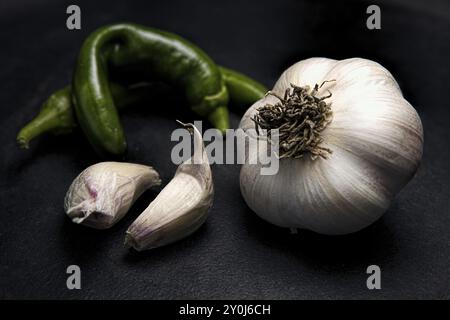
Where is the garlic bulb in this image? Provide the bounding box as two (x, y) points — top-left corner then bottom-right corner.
(64, 162), (161, 229)
(239, 58), (423, 235)
(125, 123), (213, 251)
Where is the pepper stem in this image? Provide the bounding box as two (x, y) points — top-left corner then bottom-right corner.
(207, 106), (229, 135)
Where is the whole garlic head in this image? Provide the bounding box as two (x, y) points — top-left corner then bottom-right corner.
(239, 58), (423, 235)
(64, 162), (161, 229)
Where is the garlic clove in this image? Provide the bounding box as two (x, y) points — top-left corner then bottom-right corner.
(64, 162), (161, 229)
(125, 123), (213, 251)
(272, 57), (337, 95)
(322, 59), (423, 193)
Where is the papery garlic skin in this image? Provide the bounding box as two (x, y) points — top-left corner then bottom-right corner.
(240, 58), (423, 235)
(125, 124), (213, 250)
(64, 162), (161, 229)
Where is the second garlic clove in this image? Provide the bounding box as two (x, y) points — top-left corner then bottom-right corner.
(125, 123), (213, 251)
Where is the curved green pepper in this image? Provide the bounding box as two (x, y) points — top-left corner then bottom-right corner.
(17, 83), (153, 149)
(219, 66), (267, 108)
(17, 68), (267, 149)
(73, 23), (231, 155)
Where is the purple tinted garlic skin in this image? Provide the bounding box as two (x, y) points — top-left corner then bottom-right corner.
(64, 162), (161, 229)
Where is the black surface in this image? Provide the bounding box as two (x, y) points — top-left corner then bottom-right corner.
(1, 0), (449, 299)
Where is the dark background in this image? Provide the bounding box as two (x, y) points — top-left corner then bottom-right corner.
(0, 0), (449, 299)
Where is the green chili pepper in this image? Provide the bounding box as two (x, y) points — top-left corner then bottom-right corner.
(17, 83), (154, 149)
(17, 68), (267, 149)
(219, 66), (267, 108)
(17, 87), (76, 149)
(73, 23), (234, 155)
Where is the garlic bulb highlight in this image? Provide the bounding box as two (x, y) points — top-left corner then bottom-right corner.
(125, 123), (213, 251)
(239, 58), (423, 235)
(64, 162), (161, 229)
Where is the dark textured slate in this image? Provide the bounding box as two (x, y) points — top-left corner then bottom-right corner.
(0, 0), (449, 299)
